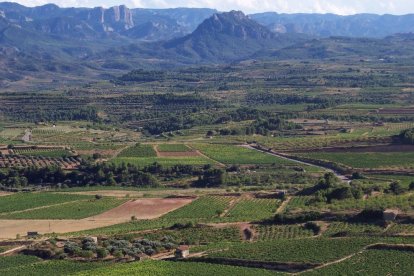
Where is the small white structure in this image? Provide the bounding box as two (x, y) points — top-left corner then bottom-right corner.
(175, 245), (190, 259)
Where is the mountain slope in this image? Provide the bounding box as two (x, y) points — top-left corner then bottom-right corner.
(161, 11), (301, 62)
(251, 12), (414, 38)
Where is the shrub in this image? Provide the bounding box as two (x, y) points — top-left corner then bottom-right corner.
(96, 247), (109, 259)
(78, 250), (94, 258)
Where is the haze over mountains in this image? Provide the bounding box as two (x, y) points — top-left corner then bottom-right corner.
(1, 2), (414, 87)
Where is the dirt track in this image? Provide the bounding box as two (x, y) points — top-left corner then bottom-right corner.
(0, 198), (193, 240)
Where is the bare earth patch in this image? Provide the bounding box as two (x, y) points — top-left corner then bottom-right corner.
(0, 198), (193, 240)
(0, 192), (12, 197)
(92, 198), (194, 221)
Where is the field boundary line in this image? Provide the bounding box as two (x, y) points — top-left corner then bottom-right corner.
(297, 242), (414, 274)
(187, 145), (226, 167)
(0, 199), (87, 216)
(0, 245), (26, 256)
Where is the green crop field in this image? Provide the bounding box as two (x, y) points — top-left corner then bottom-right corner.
(164, 196), (234, 220)
(255, 224), (315, 240)
(157, 144), (192, 152)
(0, 193), (90, 214)
(142, 226), (241, 245)
(297, 152), (414, 169)
(76, 260), (279, 276)
(303, 249), (414, 275)
(0, 256), (108, 276)
(219, 198), (280, 222)
(193, 144), (296, 165)
(113, 156), (214, 167)
(286, 194), (414, 213)
(0, 198), (126, 219)
(323, 222), (385, 237)
(206, 238), (375, 263)
(117, 144), (157, 157)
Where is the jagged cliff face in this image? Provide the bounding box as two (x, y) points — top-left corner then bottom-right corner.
(0, 3), (216, 40)
(88, 5), (134, 31)
(0, 3), (134, 37)
(195, 11), (274, 40)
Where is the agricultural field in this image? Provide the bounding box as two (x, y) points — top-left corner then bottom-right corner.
(297, 151), (414, 169)
(113, 156), (214, 167)
(0, 198), (127, 219)
(157, 144), (192, 152)
(163, 196), (234, 221)
(205, 238), (373, 263)
(142, 226), (242, 245)
(219, 198), (280, 222)
(77, 260), (278, 276)
(303, 249), (414, 275)
(14, 148), (73, 158)
(255, 224), (315, 240)
(323, 222), (385, 237)
(193, 144), (297, 165)
(0, 255), (108, 276)
(0, 193), (90, 214)
(0, 155), (80, 169)
(285, 194), (414, 213)
(117, 144), (156, 157)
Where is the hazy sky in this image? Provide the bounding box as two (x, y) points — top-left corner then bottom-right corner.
(12, 0), (414, 15)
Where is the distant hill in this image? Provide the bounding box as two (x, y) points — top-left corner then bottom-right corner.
(2, 2), (414, 87)
(0, 2), (215, 40)
(160, 11), (303, 62)
(251, 13), (414, 38)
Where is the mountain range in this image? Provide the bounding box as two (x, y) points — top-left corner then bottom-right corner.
(2, 2), (414, 87)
